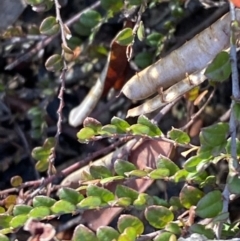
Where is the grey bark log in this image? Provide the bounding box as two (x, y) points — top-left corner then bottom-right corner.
(0, 0), (26, 31)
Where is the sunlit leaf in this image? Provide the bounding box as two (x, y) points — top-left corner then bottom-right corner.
(111, 117), (130, 133)
(0, 215), (12, 229)
(97, 226), (120, 241)
(156, 156), (179, 176)
(77, 196), (102, 209)
(145, 205), (174, 229)
(115, 28), (133, 46)
(115, 185), (138, 203)
(9, 215), (28, 228)
(58, 187), (84, 205)
(180, 186), (204, 209)
(10, 176), (23, 187)
(28, 206), (51, 219)
(87, 185), (115, 203)
(137, 115), (162, 136)
(51, 200), (75, 214)
(114, 160), (136, 176)
(168, 128), (190, 144)
(33, 195), (56, 207)
(77, 127), (96, 143)
(73, 224), (97, 241)
(137, 21), (145, 41)
(13, 205), (32, 216)
(118, 215), (144, 235)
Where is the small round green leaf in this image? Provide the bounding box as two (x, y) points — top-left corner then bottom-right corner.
(148, 168), (170, 179)
(111, 117), (130, 133)
(0, 215), (13, 228)
(109, 197), (132, 207)
(45, 54), (63, 72)
(154, 232), (176, 241)
(118, 215), (144, 235)
(9, 215), (28, 228)
(205, 51), (231, 82)
(115, 28), (133, 46)
(156, 156), (179, 176)
(101, 124), (118, 135)
(128, 124), (150, 135)
(97, 226), (120, 241)
(77, 127), (96, 143)
(58, 187), (84, 205)
(168, 128), (190, 144)
(39, 16), (60, 36)
(73, 224), (97, 241)
(134, 52), (153, 69)
(77, 196), (102, 209)
(51, 200), (75, 214)
(90, 165), (112, 179)
(10, 176), (23, 187)
(115, 185), (138, 203)
(200, 123), (229, 155)
(33, 195), (56, 207)
(180, 186), (204, 209)
(13, 205), (32, 216)
(133, 193), (153, 210)
(80, 10), (101, 28)
(196, 190), (223, 218)
(146, 32), (163, 47)
(165, 222), (181, 235)
(28, 206), (51, 219)
(87, 185), (115, 203)
(118, 227), (136, 241)
(145, 205), (174, 229)
(114, 160), (136, 176)
(101, 0), (123, 12)
(126, 170), (148, 177)
(0, 234), (9, 241)
(137, 21), (145, 41)
(228, 174), (240, 194)
(137, 115), (162, 136)
(100, 176), (124, 185)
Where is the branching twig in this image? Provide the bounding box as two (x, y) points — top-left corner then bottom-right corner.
(0, 137), (128, 196)
(4, 1), (101, 70)
(217, 2), (240, 239)
(181, 88), (216, 131)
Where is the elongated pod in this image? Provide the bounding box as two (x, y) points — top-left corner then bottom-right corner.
(68, 60), (109, 127)
(127, 69), (207, 117)
(122, 11), (239, 100)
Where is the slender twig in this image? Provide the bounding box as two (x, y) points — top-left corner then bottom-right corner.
(126, 2), (146, 61)
(0, 100), (178, 197)
(181, 88), (216, 131)
(0, 138), (127, 196)
(4, 1), (101, 70)
(216, 2), (240, 239)
(228, 1), (240, 172)
(46, 0), (69, 178)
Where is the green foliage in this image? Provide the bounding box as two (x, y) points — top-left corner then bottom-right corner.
(39, 16), (60, 36)
(205, 51), (231, 82)
(3, 0), (240, 240)
(115, 28), (134, 46)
